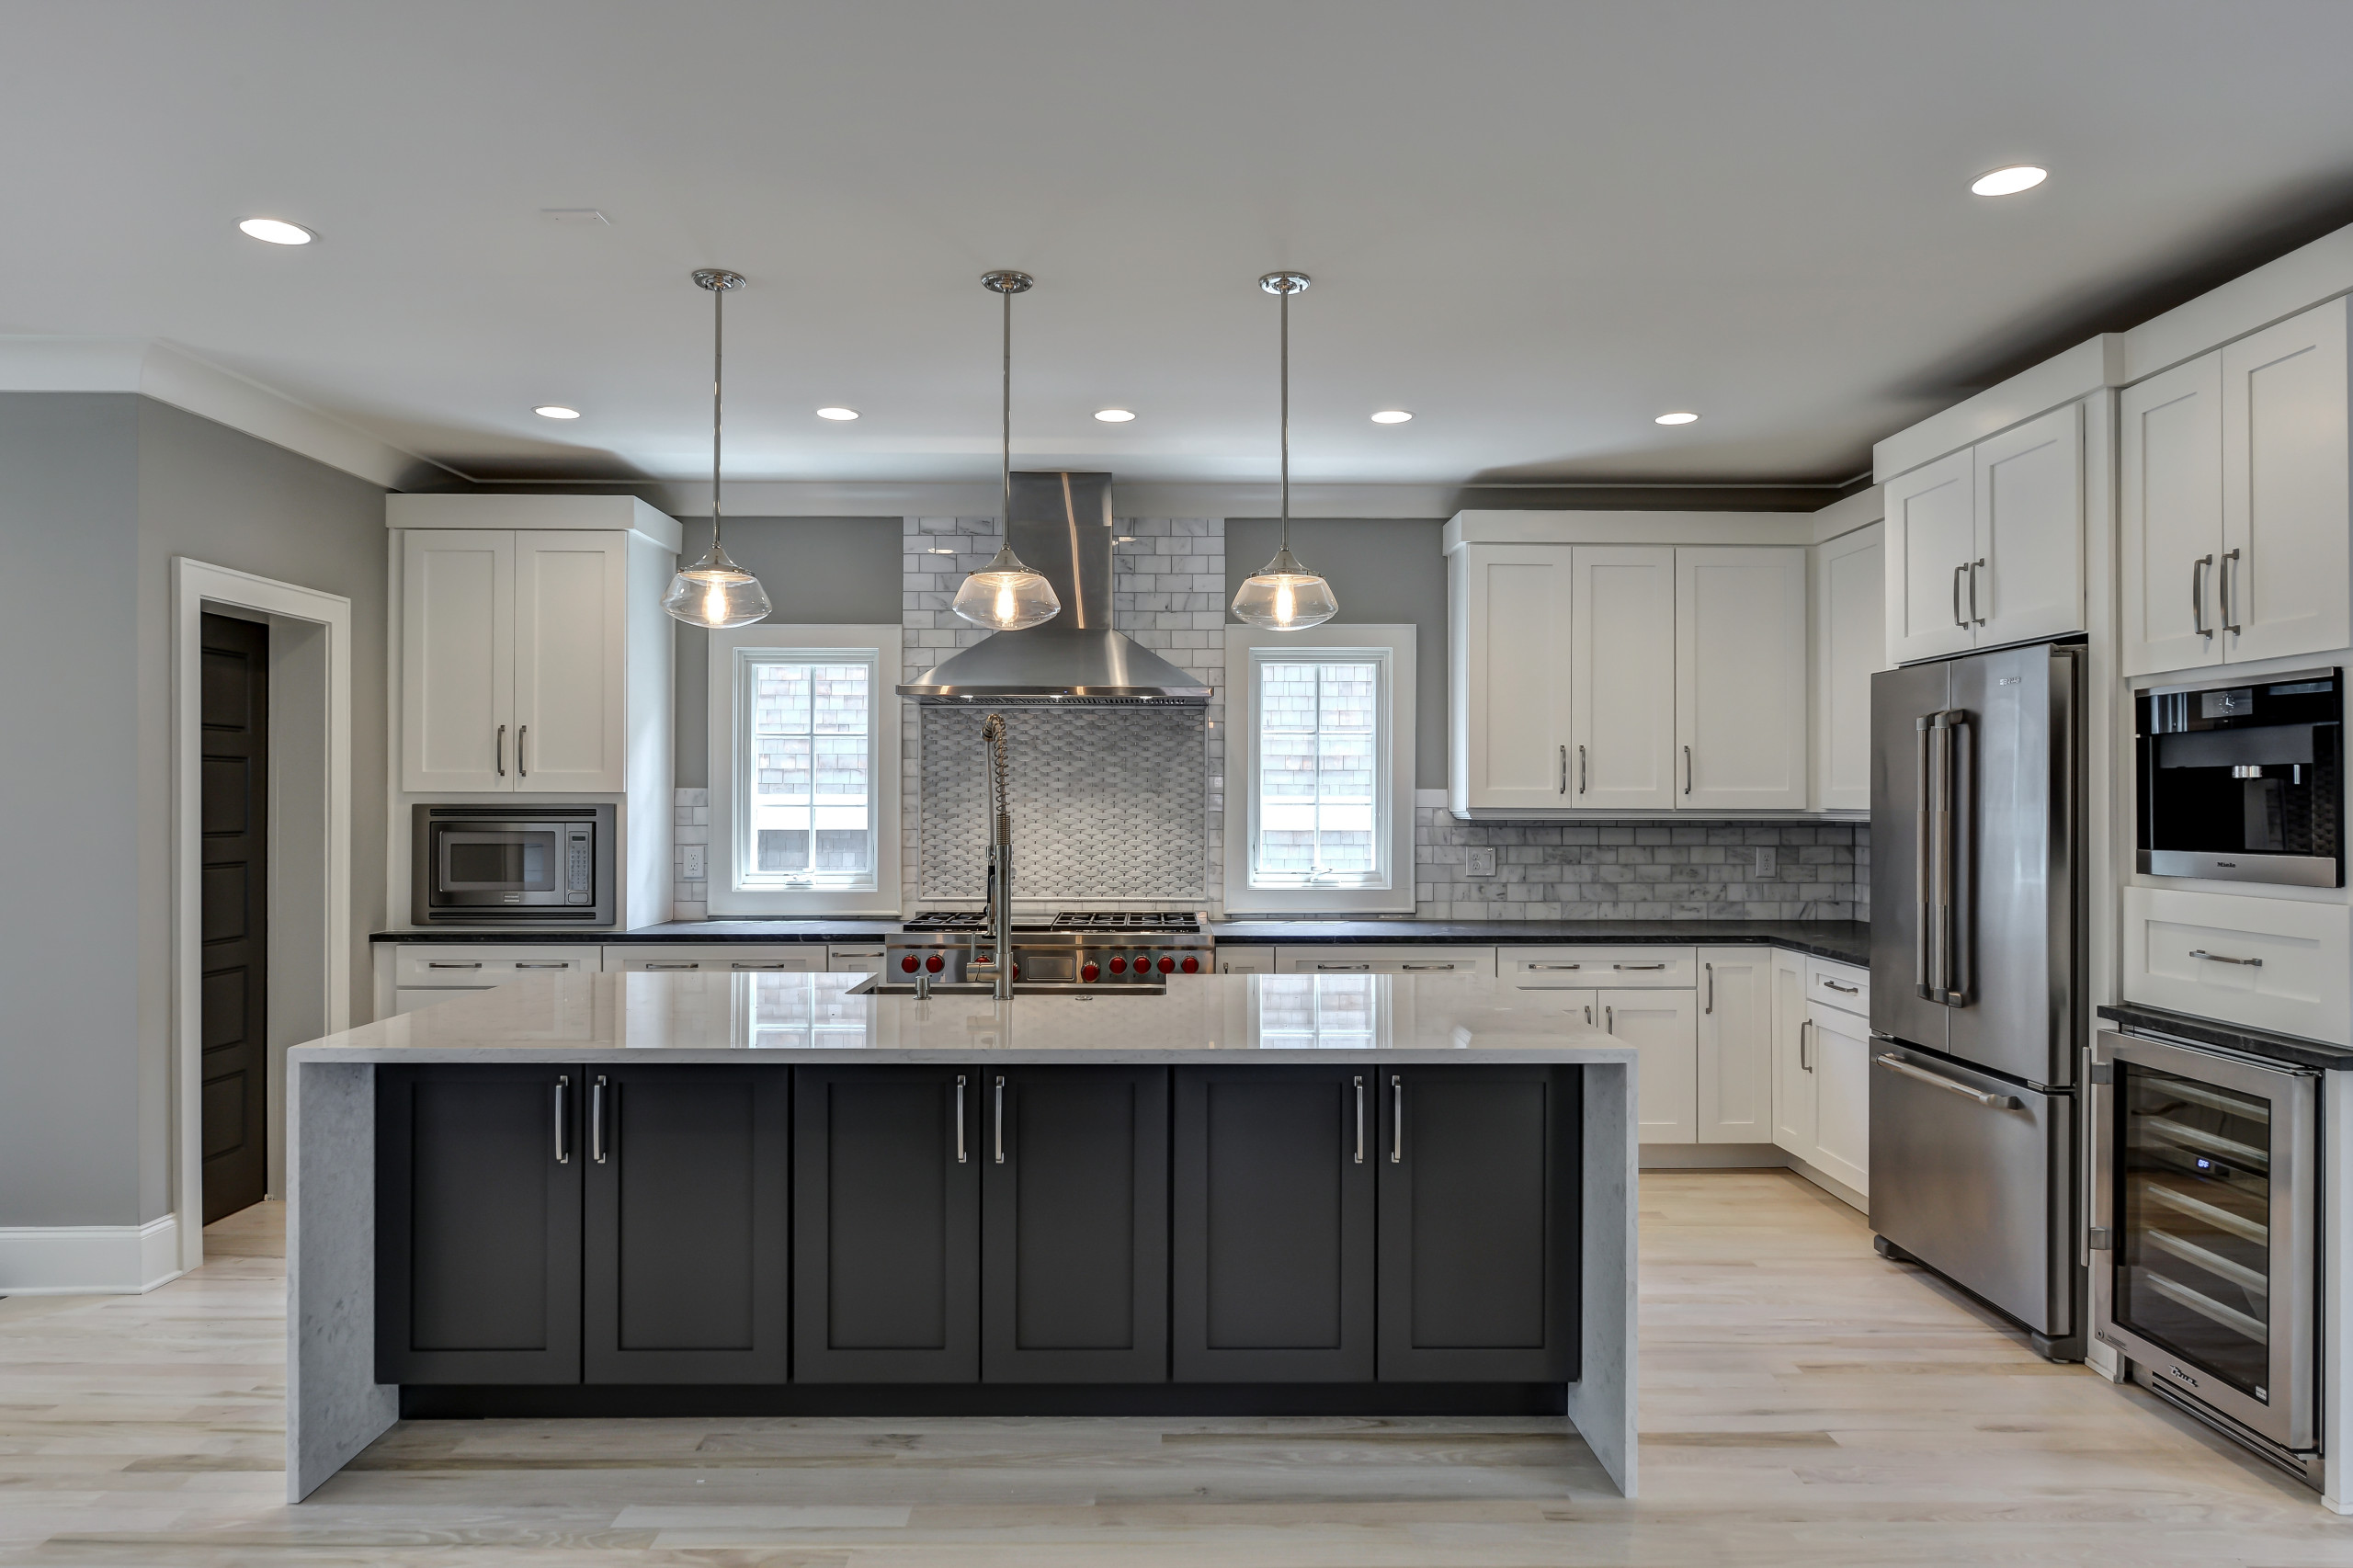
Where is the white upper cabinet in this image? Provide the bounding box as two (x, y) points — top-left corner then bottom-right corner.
(1972, 403), (2084, 646)
(1812, 524), (1884, 812)
(403, 529), (516, 791)
(2222, 300), (2350, 666)
(1572, 545), (1677, 810)
(1884, 450), (1977, 664)
(1883, 402), (2085, 666)
(1452, 543), (1576, 811)
(511, 531), (629, 790)
(1676, 547), (1809, 811)
(2120, 353), (2225, 675)
(2121, 297), (2351, 676)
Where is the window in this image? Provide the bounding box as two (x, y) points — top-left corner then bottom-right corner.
(708, 624), (901, 915)
(1222, 624), (1415, 915)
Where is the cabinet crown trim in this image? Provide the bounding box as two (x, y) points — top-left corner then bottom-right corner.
(389, 494), (683, 553)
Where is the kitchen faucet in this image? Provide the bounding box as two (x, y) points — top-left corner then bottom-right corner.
(981, 713), (1014, 999)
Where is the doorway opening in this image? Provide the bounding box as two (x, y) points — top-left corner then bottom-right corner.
(199, 611), (269, 1222)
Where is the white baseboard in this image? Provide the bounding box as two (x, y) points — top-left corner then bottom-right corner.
(0, 1215), (185, 1294)
(1637, 1144), (1870, 1214)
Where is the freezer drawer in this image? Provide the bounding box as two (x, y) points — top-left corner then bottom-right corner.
(1869, 1042), (2075, 1338)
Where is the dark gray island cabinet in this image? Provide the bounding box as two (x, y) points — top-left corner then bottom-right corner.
(371, 1062), (1579, 1394)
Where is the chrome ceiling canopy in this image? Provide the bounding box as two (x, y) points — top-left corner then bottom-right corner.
(899, 471), (1212, 705)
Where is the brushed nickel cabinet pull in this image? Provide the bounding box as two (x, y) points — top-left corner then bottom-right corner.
(995, 1074), (1006, 1165)
(643, 961), (699, 971)
(514, 961), (569, 970)
(731, 960), (792, 971)
(1578, 744), (1587, 795)
(1401, 962), (1456, 971)
(1390, 1075), (1404, 1165)
(1559, 743), (1568, 795)
(1704, 961), (1713, 1014)
(1683, 745), (1693, 796)
(1953, 563), (1968, 628)
(1969, 558), (1986, 626)
(2192, 554), (2214, 637)
(496, 723), (506, 778)
(1527, 962), (1583, 971)
(1613, 961), (1665, 971)
(552, 1075), (570, 1164)
(1353, 1075), (1365, 1165)
(2220, 547), (2242, 634)
(1822, 979), (1859, 994)
(426, 960), (483, 970)
(2188, 949), (2264, 968)
(590, 1075), (608, 1164)
(955, 1075), (967, 1164)
(517, 724), (529, 778)
(1800, 1019), (1812, 1073)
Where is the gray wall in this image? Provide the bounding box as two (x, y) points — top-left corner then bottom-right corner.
(0, 394), (144, 1227)
(671, 517), (904, 789)
(1224, 518), (1449, 789)
(0, 393), (389, 1229)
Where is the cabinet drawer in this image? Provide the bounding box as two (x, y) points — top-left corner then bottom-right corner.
(1502, 946), (1694, 988)
(1804, 958), (1870, 1017)
(2121, 887), (2350, 1045)
(392, 945), (597, 986)
(1276, 947), (1495, 976)
(605, 945), (834, 973)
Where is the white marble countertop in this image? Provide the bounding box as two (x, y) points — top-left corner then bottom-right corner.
(289, 971), (1637, 1066)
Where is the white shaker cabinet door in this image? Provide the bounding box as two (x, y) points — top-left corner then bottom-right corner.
(1770, 949), (1814, 1157)
(1972, 402), (2084, 648)
(1600, 986), (1698, 1145)
(512, 529), (629, 792)
(1807, 1003), (1871, 1196)
(1696, 949), (1774, 1143)
(2120, 353), (2226, 676)
(2222, 297), (2350, 667)
(1813, 524), (1884, 812)
(1570, 545), (1677, 810)
(1455, 545), (1576, 810)
(1882, 449), (1976, 665)
(1675, 547), (1808, 811)
(402, 528), (515, 791)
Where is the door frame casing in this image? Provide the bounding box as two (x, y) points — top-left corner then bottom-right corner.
(172, 558), (352, 1276)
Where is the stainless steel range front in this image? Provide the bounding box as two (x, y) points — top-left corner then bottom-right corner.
(886, 910), (1215, 990)
(2090, 1028), (2322, 1483)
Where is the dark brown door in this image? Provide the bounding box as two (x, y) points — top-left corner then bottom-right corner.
(199, 613), (268, 1222)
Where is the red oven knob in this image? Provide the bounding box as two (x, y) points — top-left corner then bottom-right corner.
(900, 954), (920, 973)
(1082, 961), (1100, 982)
(1158, 955), (1176, 973)
(926, 953), (945, 973)
(1108, 955), (1128, 974)
(1180, 956), (1199, 973)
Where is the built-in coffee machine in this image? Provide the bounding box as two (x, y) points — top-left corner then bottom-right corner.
(2137, 669), (2342, 888)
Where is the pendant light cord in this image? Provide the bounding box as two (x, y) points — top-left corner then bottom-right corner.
(1001, 282), (1013, 533)
(711, 278), (725, 553)
(1279, 278), (1290, 551)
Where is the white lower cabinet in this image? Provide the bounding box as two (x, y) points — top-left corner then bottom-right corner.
(1770, 949), (1813, 1153)
(604, 944), (833, 973)
(1805, 1004), (1871, 1195)
(1215, 946), (1275, 975)
(1771, 955), (1870, 1199)
(2120, 886), (2351, 1045)
(1697, 949), (1774, 1142)
(386, 943), (599, 1017)
(1602, 987), (1699, 1144)
(1276, 947), (1495, 977)
(824, 944), (890, 975)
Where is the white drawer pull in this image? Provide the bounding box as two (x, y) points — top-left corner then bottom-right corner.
(1820, 979), (1859, 994)
(2188, 949), (2264, 968)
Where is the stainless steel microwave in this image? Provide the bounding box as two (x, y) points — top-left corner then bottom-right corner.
(413, 804), (614, 922)
(2136, 668), (2342, 887)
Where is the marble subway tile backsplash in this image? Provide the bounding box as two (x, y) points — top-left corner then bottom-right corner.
(1414, 810), (1869, 922)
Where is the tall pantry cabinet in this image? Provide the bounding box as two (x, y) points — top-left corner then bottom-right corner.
(387, 494), (681, 930)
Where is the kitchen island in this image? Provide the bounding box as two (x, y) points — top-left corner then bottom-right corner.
(285, 971), (1641, 1501)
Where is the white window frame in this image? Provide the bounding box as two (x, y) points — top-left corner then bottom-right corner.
(707, 623), (902, 916)
(1222, 623), (1415, 915)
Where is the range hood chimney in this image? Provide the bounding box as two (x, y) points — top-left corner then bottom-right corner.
(898, 472), (1211, 705)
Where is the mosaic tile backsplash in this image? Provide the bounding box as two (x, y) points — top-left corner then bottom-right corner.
(1412, 812), (1869, 922)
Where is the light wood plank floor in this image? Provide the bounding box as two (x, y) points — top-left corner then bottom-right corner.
(2, 1171), (2343, 1565)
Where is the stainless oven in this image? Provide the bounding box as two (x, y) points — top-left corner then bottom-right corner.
(2137, 668), (2341, 887)
(413, 804), (613, 923)
(2090, 1028), (2320, 1472)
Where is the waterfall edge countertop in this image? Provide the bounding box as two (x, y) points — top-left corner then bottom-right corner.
(368, 917), (1870, 966)
(292, 970), (1643, 1065)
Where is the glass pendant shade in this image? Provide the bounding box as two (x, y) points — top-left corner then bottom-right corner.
(1231, 544), (1338, 630)
(951, 543), (1061, 631)
(662, 540), (772, 629)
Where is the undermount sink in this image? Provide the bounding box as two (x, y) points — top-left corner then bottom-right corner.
(849, 975), (1169, 998)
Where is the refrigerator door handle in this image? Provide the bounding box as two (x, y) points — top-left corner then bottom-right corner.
(1915, 716), (1935, 997)
(1945, 710), (1972, 1006)
(1874, 1051), (2021, 1110)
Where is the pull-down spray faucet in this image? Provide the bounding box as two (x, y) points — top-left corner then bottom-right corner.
(980, 714), (1014, 999)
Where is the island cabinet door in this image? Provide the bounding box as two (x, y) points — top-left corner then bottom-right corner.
(1170, 1067), (1375, 1382)
(1376, 1067), (1579, 1383)
(791, 1067), (980, 1382)
(583, 1066), (790, 1383)
(376, 1064), (583, 1384)
(982, 1068), (1169, 1383)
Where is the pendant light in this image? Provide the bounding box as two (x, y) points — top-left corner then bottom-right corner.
(1231, 270), (1337, 631)
(950, 270), (1062, 631)
(662, 267), (773, 629)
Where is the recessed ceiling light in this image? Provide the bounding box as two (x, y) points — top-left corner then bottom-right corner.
(1370, 409), (1414, 424)
(1094, 408), (1136, 423)
(534, 405), (581, 420)
(815, 406), (859, 421)
(1971, 165), (2048, 197)
(238, 217), (314, 245)
(1654, 411), (1699, 426)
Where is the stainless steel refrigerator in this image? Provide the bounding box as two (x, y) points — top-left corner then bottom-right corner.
(1869, 641), (2086, 1360)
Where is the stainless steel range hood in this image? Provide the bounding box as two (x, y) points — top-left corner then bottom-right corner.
(898, 471), (1212, 705)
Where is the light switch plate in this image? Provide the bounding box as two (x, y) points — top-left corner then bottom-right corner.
(1467, 846), (1498, 877)
(682, 843), (707, 881)
(1753, 846), (1776, 878)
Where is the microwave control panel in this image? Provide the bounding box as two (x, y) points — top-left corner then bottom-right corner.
(567, 830), (594, 903)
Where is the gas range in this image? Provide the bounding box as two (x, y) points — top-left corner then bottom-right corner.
(891, 910), (1214, 985)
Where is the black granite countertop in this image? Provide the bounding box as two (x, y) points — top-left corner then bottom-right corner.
(376, 917), (1870, 967)
(2096, 1003), (2353, 1073)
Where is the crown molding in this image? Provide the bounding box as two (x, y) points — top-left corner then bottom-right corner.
(0, 336), (457, 491)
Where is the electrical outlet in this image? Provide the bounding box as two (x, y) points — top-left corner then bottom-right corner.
(1467, 846), (1499, 877)
(682, 843), (707, 881)
(1753, 846), (1776, 878)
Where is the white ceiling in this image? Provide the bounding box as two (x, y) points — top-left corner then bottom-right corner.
(8, 1), (2353, 494)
